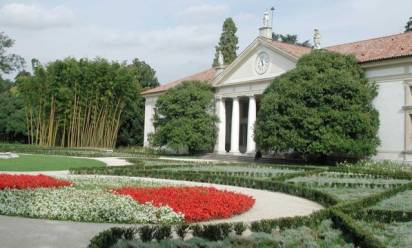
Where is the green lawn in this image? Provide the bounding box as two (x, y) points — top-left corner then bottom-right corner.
(0, 154), (105, 171)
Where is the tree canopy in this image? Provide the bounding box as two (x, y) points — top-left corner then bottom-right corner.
(0, 32), (24, 75)
(128, 58), (159, 88)
(117, 58), (159, 147)
(254, 50), (380, 161)
(150, 81), (217, 154)
(272, 33), (311, 47)
(0, 32), (26, 142)
(212, 18), (239, 66)
(406, 17), (412, 32)
(16, 57), (146, 148)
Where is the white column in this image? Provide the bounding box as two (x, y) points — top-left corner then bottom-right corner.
(216, 97), (226, 153)
(246, 95), (256, 153)
(230, 97), (240, 154)
(143, 96), (158, 147)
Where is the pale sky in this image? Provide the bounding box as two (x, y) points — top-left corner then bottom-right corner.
(1, 0), (411, 83)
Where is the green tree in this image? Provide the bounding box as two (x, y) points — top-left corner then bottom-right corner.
(0, 32), (24, 75)
(212, 18), (239, 66)
(405, 17), (412, 32)
(128, 58), (159, 88)
(0, 89), (27, 142)
(0, 33), (26, 142)
(255, 50), (380, 161)
(272, 33), (311, 47)
(0, 76), (12, 92)
(116, 58), (159, 147)
(150, 81), (217, 154)
(17, 57), (142, 148)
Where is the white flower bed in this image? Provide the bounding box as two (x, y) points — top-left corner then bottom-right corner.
(0, 176), (184, 224)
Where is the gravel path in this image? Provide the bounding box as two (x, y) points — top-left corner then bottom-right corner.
(0, 173), (323, 248)
(91, 157), (133, 166)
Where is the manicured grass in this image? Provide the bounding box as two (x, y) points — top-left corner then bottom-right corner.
(359, 220), (412, 247)
(0, 154), (105, 171)
(371, 190), (412, 211)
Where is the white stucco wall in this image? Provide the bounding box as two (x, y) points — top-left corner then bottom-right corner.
(372, 81), (405, 160)
(364, 62), (412, 161)
(143, 95), (158, 147)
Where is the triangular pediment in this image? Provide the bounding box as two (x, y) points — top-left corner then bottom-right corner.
(213, 38), (299, 87)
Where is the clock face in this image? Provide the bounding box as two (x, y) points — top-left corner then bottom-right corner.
(255, 52), (270, 75)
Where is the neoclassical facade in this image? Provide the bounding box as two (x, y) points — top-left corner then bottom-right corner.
(142, 20), (412, 162)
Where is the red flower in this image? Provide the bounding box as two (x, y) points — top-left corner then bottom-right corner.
(113, 186), (255, 222)
(0, 174), (72, 190)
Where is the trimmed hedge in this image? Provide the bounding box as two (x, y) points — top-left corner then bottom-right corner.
(330, 166), (412, 180)
(330, 210), (384, 248)
(337, 182), (412, 213)
(357, 209), (412, 223)
(88, 227), (136, 248)
(250, 209), (331, 233)
(271, 169), (324, 181)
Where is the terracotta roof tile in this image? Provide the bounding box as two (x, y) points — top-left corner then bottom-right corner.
(268, 39), (313, 58)
(141, 68), (217, 95)
(143, 32), (412, 95)
(325, 32), (412, 63)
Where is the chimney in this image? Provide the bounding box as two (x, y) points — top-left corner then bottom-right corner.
(313, 29), (321, 49)
(259, 8), (274, 39)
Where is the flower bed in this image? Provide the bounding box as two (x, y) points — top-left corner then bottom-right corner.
(0, 175), (183, 224)
(0, 187), (182, 224)
(113, 186), (255, 222)
(0, 174), (72, 190)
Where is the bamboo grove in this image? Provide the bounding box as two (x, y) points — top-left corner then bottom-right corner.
(16, 58), (144, 148)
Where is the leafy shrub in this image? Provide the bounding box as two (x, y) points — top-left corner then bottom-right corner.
(153, 225), (171, 241)
(234, 222), (247, 235)
(88, 227), (136, 248)
(176, 223), (189, 240)
(255, 50), (380, 161)
(149, 81), (218, 154)
(190, 224), (203, 237)
(138, 226), (155, 242)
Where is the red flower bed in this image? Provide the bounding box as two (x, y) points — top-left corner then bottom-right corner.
(113, 186), (255, 222)
(0, 174), (72, 190)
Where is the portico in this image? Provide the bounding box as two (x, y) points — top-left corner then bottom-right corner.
(215, 95), (258, 155)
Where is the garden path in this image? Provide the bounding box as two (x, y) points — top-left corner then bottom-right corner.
(90, 157), (133, 166)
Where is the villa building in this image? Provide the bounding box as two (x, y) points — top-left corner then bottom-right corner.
(142, 14), (412, 162)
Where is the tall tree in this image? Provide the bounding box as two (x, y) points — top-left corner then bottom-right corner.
(0, 76), (12, 92)
(128, 58), (159, 89)
(0, 32), (24, 75)
(255, 51), (380, 161)
(0, 33), (26, 142)
(0, 88), (27, 142)
(406, 17), (412, 32)
(17, 58), (142, 148)
(272, 33), (311, 47)
(212, 18), (239, 66)
(116, 58), (159, 147)
(150, 81), (217, 154)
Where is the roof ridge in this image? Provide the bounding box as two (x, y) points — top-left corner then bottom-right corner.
(141, 67), (216, 95)
(325, 32), (409, 49)
(165, 67), (215, 84)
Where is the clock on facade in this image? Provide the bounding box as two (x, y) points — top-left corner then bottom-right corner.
(255, 52), (270, 75)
